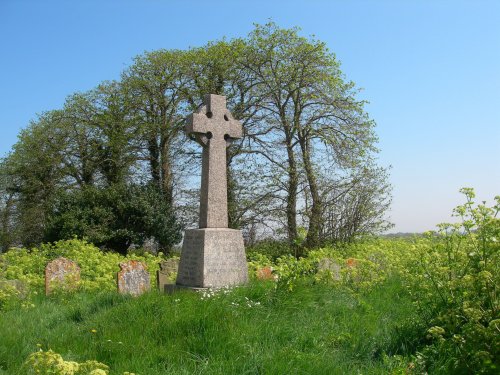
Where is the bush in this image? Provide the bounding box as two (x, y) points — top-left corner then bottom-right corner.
(402, 189), (499, 373)
(246, 239), (294, 260)
(0, 280), (24, 310)
(44, 184), (182, 254)
(24, 349), (109, 375)
(247, 241), (404, 292)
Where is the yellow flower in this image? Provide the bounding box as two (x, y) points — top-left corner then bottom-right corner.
(90, 329), (97, 334)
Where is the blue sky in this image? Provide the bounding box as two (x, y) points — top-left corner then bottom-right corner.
(1, 0), (499, 233)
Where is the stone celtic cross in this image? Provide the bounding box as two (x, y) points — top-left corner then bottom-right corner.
(175, 93), (248, 289)
(185, 94), (242, 228)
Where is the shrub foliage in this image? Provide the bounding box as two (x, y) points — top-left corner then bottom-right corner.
(45, 184), (182, 254)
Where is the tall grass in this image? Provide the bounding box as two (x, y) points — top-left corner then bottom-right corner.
(0, 278), (414, 374)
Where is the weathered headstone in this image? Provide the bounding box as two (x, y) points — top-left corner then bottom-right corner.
(45, 257), (81, 295)
(117, 260), (150, 296)
(0, 279), (28, 298)
(256, 266), (275, 281)
(346, 258), (357, 268)
(175, 94), (248, 289)
(157, 258), (179, 291)
(317, 258), (341, 281)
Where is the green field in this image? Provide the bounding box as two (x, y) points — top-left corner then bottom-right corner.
(1, 277), (416, 374)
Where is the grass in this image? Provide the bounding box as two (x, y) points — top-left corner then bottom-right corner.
(0, 277), (417, 374)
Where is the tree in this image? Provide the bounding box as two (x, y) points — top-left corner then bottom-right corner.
(321, 165), (393, 242)
(121, 50), (189, 206)
(242, 23), (390, 249)
(61, 82), (142, 187)
(0, 112), (68, 246)
(0, 181), (15, 252)
(0, 81), (184, 252)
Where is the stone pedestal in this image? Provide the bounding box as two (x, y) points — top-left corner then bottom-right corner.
(176, 228), (248, 288)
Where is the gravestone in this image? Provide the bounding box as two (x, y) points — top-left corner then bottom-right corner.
(117, 260), (150, 296)
(157, 258), (179, 291)
(45, 257), (81, 295)
(0, 279), (28, 298)
(317, 258), (341, 281)
(175, 94), (248, 289)
(256, 266), (275, 281)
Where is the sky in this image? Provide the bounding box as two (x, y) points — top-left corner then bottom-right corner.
(0, 0), (499, 233)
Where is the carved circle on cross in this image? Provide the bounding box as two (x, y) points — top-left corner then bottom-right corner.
(186, 95), (242, 148)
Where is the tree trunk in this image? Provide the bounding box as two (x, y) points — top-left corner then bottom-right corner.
(148, 138), (161, 188)
(299, 136), (322, 248)
(160, 138), (173, 207)
(0, 194), (13, 252)
(284, 126), (298, 250)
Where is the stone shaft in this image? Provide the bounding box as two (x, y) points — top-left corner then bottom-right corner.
(200, 136), (227, 228)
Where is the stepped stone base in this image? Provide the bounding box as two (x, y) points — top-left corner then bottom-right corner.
(176, 228), (248, 288)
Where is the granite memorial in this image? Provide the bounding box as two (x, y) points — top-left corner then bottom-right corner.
(175, 94), (248, 289)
